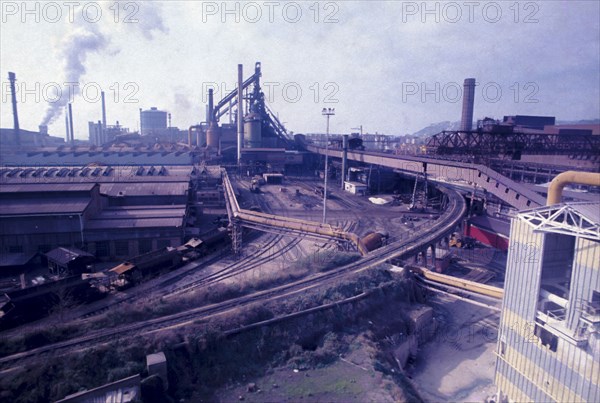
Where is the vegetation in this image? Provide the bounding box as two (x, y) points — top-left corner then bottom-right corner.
(0, 266), (424, 402)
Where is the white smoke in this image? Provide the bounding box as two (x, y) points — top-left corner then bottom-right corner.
(40, 26), (107, 126)
(135, 2), (169, 39)
(40, 2), (168, 126)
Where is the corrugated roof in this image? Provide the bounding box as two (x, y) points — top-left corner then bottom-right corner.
(0, 252), (37, 267)
(110, 262), (136, 275)
(569, 202), (600, 225)
(45, 247), (94, 265)
(94, 206), (186, 219)
(2, 152), (193, 166)
(0, 198), (91, 215)
(86, 217), (184, 229)
(100, 182), (188, 197)
(0, 183), (97, 193)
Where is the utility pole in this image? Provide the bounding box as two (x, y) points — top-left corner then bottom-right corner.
(322, 108), (335, 224)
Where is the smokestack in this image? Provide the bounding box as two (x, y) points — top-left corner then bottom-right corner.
(65, 107), (70, 141)
(97, 120), (103, 144)
(208, 88), (214, 124)
(68, 103), (74, 145)
(8, 72), (20, 145)
(341, 134), (349, 189)
(460, 78), (476, 131)
(101, 91), (107, 128)
(39, 125), (48, 135)
(237, 64), (244, 164)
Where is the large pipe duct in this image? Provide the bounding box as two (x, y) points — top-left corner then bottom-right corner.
(237, 64), (244, 164)
(8, 72), (20, 145)
(460, 78), (476, 131)
(68, 103), (74, 145)
(547, 171), (600, 205)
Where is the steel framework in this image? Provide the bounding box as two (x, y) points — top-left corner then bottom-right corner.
(426, 130), (600, 157)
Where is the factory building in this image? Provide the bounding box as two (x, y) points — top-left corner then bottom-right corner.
(0, 165), (193, 262)
(88, 121), (130, 146)
(495, 202), (600, 402)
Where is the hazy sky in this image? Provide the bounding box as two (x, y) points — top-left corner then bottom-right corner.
(1, 1), (599, 140)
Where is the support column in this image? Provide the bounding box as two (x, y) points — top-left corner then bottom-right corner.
(231, 221), (242, 257)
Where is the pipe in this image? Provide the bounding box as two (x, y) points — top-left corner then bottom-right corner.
(237, 64), (244, 165)
(8, 72), (20, 144)
(68, 103), (74, 145)
(547, 171), (600, 205)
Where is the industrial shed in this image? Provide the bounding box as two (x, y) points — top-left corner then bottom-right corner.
(45, 247), (95, 276)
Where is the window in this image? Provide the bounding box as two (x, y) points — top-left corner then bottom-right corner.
(96, 241), (109, 258)
(535, 325), (558, 352)
(115, 241), (129, 257)
(157, 239), (171, 249)
(38, 244), (51, 253)
(8, 245), (23, 253)
(139, 239), (153, 254)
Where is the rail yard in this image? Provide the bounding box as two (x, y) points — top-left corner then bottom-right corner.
(1, 56), (599, 402)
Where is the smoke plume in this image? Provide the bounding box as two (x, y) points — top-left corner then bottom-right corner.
(40, 26), (107, 126)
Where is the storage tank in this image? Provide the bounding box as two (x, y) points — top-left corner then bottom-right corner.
(206, 122), (221, 148)
(141, 107), (167, 135)
(361, 232), (384, 252)
(244, 113), (262, 148)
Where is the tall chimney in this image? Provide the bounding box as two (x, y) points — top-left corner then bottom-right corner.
(460, 78), (476, 131)
(101, 91), (107, 128)
(8, 72), (20, 145)
(208, 88), (214, 124)
(65, 107), (70, 141)
(68, 103), (75, 145)
(237, 64), (244, 164)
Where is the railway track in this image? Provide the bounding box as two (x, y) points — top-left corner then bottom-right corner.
(0, 185), (466, 370)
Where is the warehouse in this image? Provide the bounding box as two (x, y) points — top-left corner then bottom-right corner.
(0, 165), (194, 264)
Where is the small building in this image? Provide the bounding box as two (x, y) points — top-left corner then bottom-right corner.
(344, 181), (368, 195)
(0, 252), (38, 276)
(45, 247), (95, 276)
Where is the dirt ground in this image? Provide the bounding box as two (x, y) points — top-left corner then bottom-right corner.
(409, 295), (499, 402)
(215, 334), (407, 403)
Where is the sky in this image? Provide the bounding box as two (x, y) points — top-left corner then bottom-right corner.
(1, 0), (599, 141)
